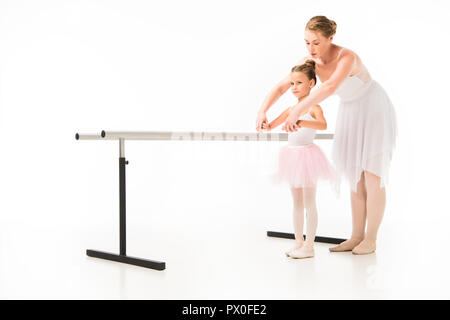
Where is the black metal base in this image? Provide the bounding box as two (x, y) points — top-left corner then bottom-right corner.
(267, 231), (346, 245)
(86, 249), (165, 270)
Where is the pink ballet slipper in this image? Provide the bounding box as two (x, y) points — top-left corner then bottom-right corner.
(289, 244), (314, 259)
(285, 241), (304, 257)
(352, 239), (376, 255)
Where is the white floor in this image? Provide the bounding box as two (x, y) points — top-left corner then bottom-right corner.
(1, 208), (448, 299)
(0, 138), (449, 299)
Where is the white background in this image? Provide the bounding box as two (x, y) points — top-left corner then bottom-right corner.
(0, 0), (449, 299)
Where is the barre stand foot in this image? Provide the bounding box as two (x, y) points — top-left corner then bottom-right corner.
(87, 249), (165, 270)
(266, 231), (346, 245)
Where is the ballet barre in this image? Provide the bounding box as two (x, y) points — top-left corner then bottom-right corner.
(75, 130), (345, 271)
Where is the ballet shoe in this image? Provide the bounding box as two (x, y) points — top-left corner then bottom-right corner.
(289, 245), (314, 259)
(285, 242), (304, 257)
(329, 237), (363, 252)
(352, 239), (376, 255)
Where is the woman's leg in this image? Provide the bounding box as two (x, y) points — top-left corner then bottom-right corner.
(290, 187), (305, 246)
(329, 171), (367, 252)
(352, 170), (385, 254)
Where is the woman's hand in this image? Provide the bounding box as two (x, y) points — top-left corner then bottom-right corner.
(282, 112), (300, 132)
(256, 112), (268, 132)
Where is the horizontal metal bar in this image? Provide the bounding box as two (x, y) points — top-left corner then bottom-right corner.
(75, 130), (334, 141)
(266, 231), (346, 245)
(75, 133), (103, 140)
(86, 249), (165, 270)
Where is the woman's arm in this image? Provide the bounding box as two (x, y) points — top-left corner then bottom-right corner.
(258, 56), (309, 114)
(256, 57), (308, 131)
(258, 75), (291, 115)
(256, 74), (290, 131)
(267, 107), (292, 130)
(282, 51), (356, 132)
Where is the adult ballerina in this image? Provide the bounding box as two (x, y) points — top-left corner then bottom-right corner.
(256, 16), (397, 255)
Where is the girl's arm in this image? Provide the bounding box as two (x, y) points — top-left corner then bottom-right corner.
(267, 107), (293, 130)
(297, 105), (327, 130)
(282, 51), (356, 132)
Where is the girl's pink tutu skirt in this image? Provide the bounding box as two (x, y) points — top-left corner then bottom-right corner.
(270, 143), (338, 190)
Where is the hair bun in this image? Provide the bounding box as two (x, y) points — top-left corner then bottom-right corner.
(306, 16), (337, 38)
(304, 59), (316, 69)
(290, 60), (317, 86)
(329, 19), (337, 33)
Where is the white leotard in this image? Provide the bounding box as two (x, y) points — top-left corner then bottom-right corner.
(334, 47), (373, 101)
(287, 111), (316, 147)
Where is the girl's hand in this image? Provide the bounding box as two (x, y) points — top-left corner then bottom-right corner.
(282, 113), (300, 132)
(258, 123), (271, 132)
(256, 112), (268, 132)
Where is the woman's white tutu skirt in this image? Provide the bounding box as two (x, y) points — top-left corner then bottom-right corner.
(270, 143), (338, 190)
(332, 79), (398, 192)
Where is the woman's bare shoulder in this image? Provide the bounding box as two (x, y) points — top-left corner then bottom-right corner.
(338, 47), (360, 62)
(337, 47), (363, 76)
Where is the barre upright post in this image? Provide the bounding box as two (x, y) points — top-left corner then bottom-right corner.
(76, 133), (165, 271)
(119, 139), (126, 256)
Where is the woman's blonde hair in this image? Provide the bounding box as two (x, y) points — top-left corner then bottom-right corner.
(291, 60), (316, 86)
(305, 15), (337, 38)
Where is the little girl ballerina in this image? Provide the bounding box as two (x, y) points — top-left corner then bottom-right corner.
(264, 60), (337, 259)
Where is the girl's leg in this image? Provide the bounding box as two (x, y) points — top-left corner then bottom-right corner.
(290, 187), (305, 247)
(352, 171), (385, 254)
(288, 186), (317, 259)
(329, 171), (367, 252)
(303, 187), (318, 246)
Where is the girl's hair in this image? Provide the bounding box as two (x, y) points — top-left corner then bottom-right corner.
(291, 60), (317, 86)
(305, 15), (337, 38)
